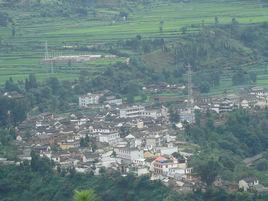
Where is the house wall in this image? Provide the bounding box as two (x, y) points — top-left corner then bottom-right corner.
(239, 180), (249, 192)
(115, 148), (144, 162)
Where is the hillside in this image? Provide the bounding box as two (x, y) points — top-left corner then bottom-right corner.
(0, 0), (268, 86)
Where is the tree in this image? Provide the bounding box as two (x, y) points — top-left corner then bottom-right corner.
(214, 16), (219, 26)
(0, 11), (11, 27)
(25, 74), (38, 91)
(4, 78), (20, 92)
(249, 71), (257, 83)
(12, 25), (16, 37)
(73, 189), (101, 201)
(232, 70), (249, 85)
(196, 159), (221, 186)
(180, 26), (188, 34)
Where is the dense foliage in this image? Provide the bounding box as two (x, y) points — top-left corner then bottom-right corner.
(1, 159), (268, 201)
(187, 109), (268, 185)
(188, 109), (268, 157)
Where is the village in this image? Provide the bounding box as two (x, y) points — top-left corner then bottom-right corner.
(1, 84), (268, 194)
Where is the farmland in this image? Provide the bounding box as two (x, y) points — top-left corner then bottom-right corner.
(0, 0), (268, 84)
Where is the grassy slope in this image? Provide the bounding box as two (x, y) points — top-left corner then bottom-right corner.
(0, 1), (268, 84)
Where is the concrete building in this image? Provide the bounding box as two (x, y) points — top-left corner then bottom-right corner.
(114, 147), (144, 163)
(119, 106), (146, 118)
(152, 156), (177, 175)
(79, 93), (102, 108)
(219, 98), (234, 113)
(180, 109), (195, 123)
(99, 132), (120, 145)
(119, 105), (164, 119)
(146, 134), (164, 148)
(240, 99), (249, 109)
(239, 177), (259, 192)
(104, 96), (123, 106)
(89, 126), (117, 134)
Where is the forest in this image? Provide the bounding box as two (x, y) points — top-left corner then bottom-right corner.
(1, 155), (268, 201)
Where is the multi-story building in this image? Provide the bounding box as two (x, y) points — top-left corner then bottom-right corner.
(99, 132), (121, 145)
(114, 147), (144, 163)
(104, 96), (123, 106)
(146, 134), (164, 148)
(89, 125), (118, 134)
(120, 106), (146, 118)
(152, 156), (177, 175)
(219, 98), (234, 113)
(79, 93), (102, 108)
(119, 105), (164, 119)
(180, 109), (195, 123)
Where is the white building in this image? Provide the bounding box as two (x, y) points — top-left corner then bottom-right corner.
(99, 132), (121, 145)
(119, 106), (146, 118)
(89, 126), (117, 134)
(250, 87), (264, 98)
(152, 156), (178, 176)
(114, 147), (144, 163)
(119, 105), (164, 119)
(180, 109), (195, 123)
(79, 93), (102, 108)
(155, 146), (178, 155)
(104, 97), (123, 106)
(240, 99), (249, 109)
(239, 177), (259, 192)
(146, 134), (164, 149)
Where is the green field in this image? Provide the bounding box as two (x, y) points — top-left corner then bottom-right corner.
(0, 1), (268, 84)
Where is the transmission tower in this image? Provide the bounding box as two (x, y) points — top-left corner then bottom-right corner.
(187, 63), (193, 110)
(44, 42), (54, 74)
(45, 41), (49, 61)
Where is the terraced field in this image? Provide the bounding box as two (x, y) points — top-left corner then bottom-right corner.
(0, 0), (268, 84)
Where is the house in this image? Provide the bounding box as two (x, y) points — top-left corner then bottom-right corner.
(250, 87), (264, 98)
(114, 147), (144, 163)
(119, 106), (146, 118)
(89, 125), (118, 134)
(155, 146), (177, 156)
(131, 166), (150, 176)
(211, 98), (235, 113)
(180, 181), (194, 193)
(79, 93), (103, 108)
(59, 139), (80, 150)
(146, 134), (164, 149)
(104, 96), (123, 106)
(152, 156), (177, 176)
(239, 177), (259, 192)
(219, 98), (234, 113)
(99, 132), (121, 145)
(119, 105), (164, 119)
(166, 167), (186, 180)
(180, 109), (195, 123)
(30, 134), (55, 145)
(125, 134), (136, 148)
(240, 99), (249, 109)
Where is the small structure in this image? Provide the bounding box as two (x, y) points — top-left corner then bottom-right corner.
(219, 98), (234, 113)
(152, 156), (177, 175)
(79, 93), (103, 108)
(250, 86), (264, 98)
(180, 109), (195, 123)
(114, 147), (144, 164)
(104, 96), (123, 106)
(240, 99), (249, 109)
(239, 177), (259, 192)
(99, 132), (121, 145)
